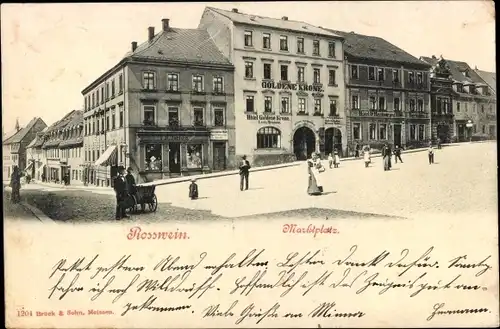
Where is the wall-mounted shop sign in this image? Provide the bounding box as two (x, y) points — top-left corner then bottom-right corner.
(247, 114), (291, 124)
(261, 81), (324, 92)
(210, 129), (229, 141)
(139, 135), (192, 143)
(324, 116), (343, 125)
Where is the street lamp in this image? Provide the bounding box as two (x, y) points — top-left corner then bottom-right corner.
(466, 120), (473, 143)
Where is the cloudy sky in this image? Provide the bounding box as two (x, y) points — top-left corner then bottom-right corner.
(1, 1), (495, 132)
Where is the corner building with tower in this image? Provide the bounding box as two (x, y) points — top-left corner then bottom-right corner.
(199, 7), (346, 164)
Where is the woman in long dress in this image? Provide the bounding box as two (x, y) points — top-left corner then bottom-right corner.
(10, 166), (21, 203)
(307, 153), (324, 195)
(363, 146), (371, 168)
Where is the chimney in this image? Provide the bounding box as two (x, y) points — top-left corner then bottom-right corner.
(231, 8), (238, 13)
(148, 26), (155, 42)
(282, 16), (288, 20)
(162, 18), (170, 31)
(131, 41), (137, 52)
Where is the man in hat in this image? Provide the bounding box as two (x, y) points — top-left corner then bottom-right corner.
(125, 167), (137, 197)
(189, 179), (199, 200)
(239, 155), (251, 191)
(113, 166), (129, 220)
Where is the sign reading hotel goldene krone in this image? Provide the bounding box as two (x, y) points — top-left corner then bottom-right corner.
(247, 114), (291, 124)
(262, 81), (324, 92)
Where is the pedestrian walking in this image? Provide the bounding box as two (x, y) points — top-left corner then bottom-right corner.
(354, 143), (360, 158)
(10, 166), (21, 203)
(437, 138), (442, 149)
(189, 179), (199, 200)
(239, 155), (251, 191)
(113, 166), (129, 220)
(333, 149), (340, 168)
(382, 144), (391, 171)
(41, 172), (46, 183)
(428, 142), (435, 164)
(387, 144), (392, 169)
(327, 153), (334, 169)
(393, 145), (403, 163)
(363, 146), (371, 168)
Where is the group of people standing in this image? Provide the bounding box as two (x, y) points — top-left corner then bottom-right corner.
(113, 166), (137, 220)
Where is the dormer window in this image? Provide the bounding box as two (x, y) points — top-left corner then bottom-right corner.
(456, 84), (463, 93)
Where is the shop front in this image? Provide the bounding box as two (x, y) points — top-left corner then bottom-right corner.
(210, 129), (229, 171)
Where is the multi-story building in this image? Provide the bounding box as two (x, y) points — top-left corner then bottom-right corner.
(420, 56), (455, 143)
(58, 110), (84, 184)
(26, 127), (48, 181)
(82, 18), (235, 184)
(2, 117), (47, 179)
(199, 7), (346, 162)
(324, 30), (432, 152)
(41, 110), (81, 182)
(474, 68), (496, 93)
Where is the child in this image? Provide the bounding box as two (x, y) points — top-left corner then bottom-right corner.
(333, 150), (340, 168)
(363, 147), (371, 168)
(328, 153), (334, 169)
(189, 179), (199, 200)
(428, 142), (435, 165)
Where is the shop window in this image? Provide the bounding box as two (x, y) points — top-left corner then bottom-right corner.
(369, 124), (377, 140)
(418, 125), (425, 140)
(186, 145), (202, 169)
(246, 96), (254, 112)
(214, 109), (225, 126)
(281, 97), (290, 113)
(143, 105), (156, 125)
(353, 123), (361, 140)
(257, 127), (281, 149)
(168, 107), (179, 126)
(193, 108), (204, 126)
(145, 144), (162, 171)
(379, 124), (387, 140)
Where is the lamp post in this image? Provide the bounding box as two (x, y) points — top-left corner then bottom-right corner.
(466, 120), (473, 143)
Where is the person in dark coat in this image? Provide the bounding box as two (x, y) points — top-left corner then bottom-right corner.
(393, 145), (403, 163)
(113, 166), (129, 220)
(239, 155), (251, 191)
(10, 166), (21, 203)
(189, 179), (199, 200)
(382, 144), (390, 171)
(125, 167), (137, 196)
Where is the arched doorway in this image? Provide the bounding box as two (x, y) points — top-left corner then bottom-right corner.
(325, 128), (343, 156)
(293, 126), (316, 160)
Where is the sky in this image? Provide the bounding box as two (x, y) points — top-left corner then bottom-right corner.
(1, 1), (496, 132)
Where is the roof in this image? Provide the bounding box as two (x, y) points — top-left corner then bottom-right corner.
(206, 7), (343, 39)
(45, 110), (78, 133)
(3, 129), (18, 143)
(63, 110), (83, 130)
(326, 29), (429, 67)
(3, 117), (46, 145)
(420, 56), (439, 66)
(439, 58), (487, 85)
(475, 69), (496, 92)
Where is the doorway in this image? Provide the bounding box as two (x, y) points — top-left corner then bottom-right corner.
(437, 124), (450, 143)
(457, 124), (465, 142)
(293, 126), (316, 160)
(393, 124), (402, 147)
(169, 143), (181, 174)
(325, 128), (343, 156)
(212, 142), (226, 171)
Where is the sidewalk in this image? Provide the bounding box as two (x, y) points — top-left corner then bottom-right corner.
(3, 187), (55, 223)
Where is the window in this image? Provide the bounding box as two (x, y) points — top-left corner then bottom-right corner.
(368, 67), (375, 80)
(457, 102), (461, 112)
(145, 144), (162, 171)
(168, 107), (179, 126)
(298, 97), (306, 113)
(192, 75), (204, 92)
(351, 65), (359, 79)
(106, 115), (109, 130)
(297, 37), (304, 53)
(246, 96), (255, 112)
(408, 71), (415, 83)
(410, 125), (416, 140)
(417, 99), (424, 111)
(263, 63), (272, 80)
(193, 108), (204, 126)
(280, 35), (288, 51)
(280, 65), (288, 81)
(482, 125), (486, 134)
(92, 93), (95, 108)
(457, 84), (463, 93)
(409, 99), (416, 111)
(328, 70), (336, 85)
(119, 74), (123, 93)
(314, 99), (322, 114)
(417, 72), (423, 85)
(472, 103), (476, 112)
(213, 76), (224, 93)
(84, 97), (87, 111)
(313, 68), (321, 84)
(111, 80), (115, 97)
(418, 125), (425, 140)
(353, 123), (361, 140)
(101, 87), (104, 104)
(264, 96), (273, 112)
(281, 97), (290, 113)
(142, 72), (155, 90)
(244, 31), (253, 47)
(92, 119), (95, 134)
(393, 69), (400, 83)
(394, 97), (400, 111)
(328, 42), (336, 57)
(329, 99), (337, 116)
(297, 67), (305, 83)
(186, 145), (202, 169)
(119, 106), (124, 128)
(313, 40), (320, 56)
(379, 124), (387, 140)
(352, 95), (359, 109)
(369, 96), (376, 110)
(96, 90), (100, 105)
(263, 33), (271, 49)
(481, 105), (485, 113)
(245, 62), (254, 78)
(465, 103), (468, 112)
(378, 97), (386, 110)
(257, 127), (281, 149)
(167, 73), (179, 91)
(377, 68), (384, 81)
(143, 105), (155, 125)
(214, 109), (225, 126)
(111, 112), (116, 129)
(369, 124), (377, 140)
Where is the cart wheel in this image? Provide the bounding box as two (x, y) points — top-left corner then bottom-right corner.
(149, 194), (158, 212)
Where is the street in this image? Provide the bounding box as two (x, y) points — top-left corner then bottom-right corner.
(5, 142), (497, 223)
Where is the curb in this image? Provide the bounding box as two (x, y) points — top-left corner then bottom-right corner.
(19, 202), (56, 224)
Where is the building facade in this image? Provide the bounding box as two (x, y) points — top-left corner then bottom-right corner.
(326, 30), (432, 152)
(25, 127), (48, 181)
(59, 110), (84, 184)
(82, 19), (235, 184)
(2, 117), (47, 179)
(199, 7), (346, 163)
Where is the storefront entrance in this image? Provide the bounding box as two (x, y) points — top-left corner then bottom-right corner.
(212, 142), (226, 171)
(437, 124), (450, 143)
(169, 143), (181, 174)
(457, 123), (466, 142)
(293, 127), (316, 160)
(393, 124), (402, 147)
(324, 128), (342, 156)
